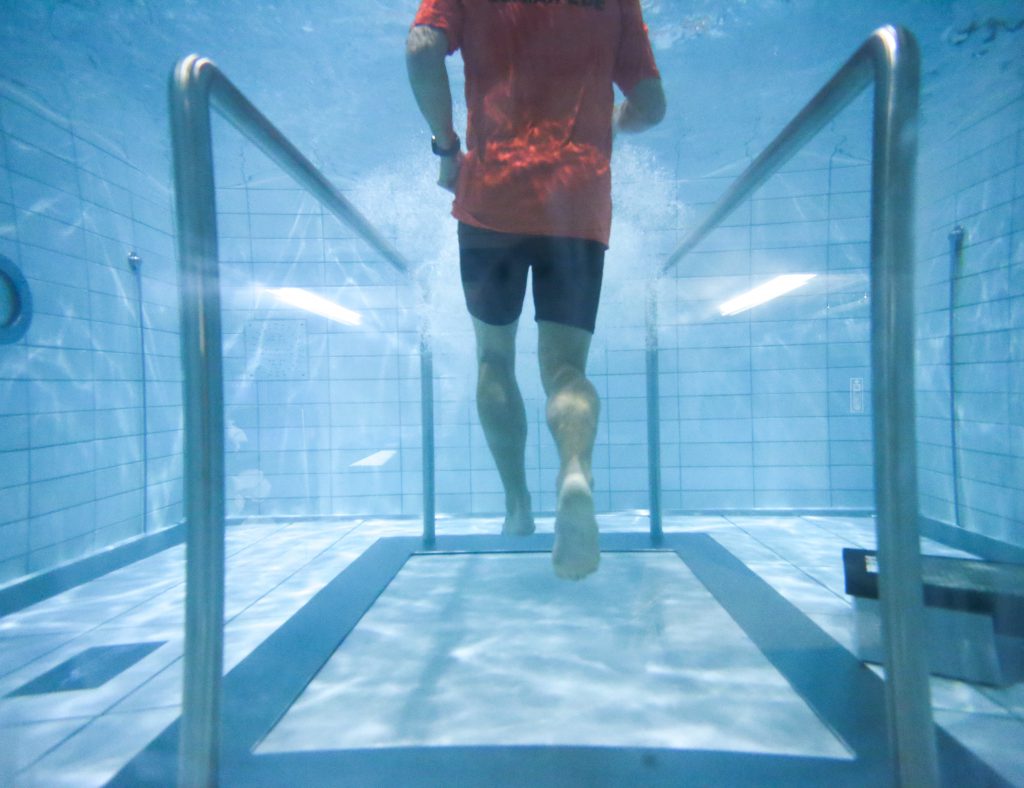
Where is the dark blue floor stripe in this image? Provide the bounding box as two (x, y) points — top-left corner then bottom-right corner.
(228, 747), (874, 788)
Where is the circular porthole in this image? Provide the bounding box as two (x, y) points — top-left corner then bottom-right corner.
(0, 254), (33, 344)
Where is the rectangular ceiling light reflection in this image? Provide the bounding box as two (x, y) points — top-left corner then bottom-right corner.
(718, 274), (816, 317)
(266, 287), (362, 326)
(351, 450), (397, 467)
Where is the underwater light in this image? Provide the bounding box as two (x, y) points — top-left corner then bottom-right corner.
(718, 273), (817, 316)
(266, 287), (362, 326)
(351, 450), (397, 467)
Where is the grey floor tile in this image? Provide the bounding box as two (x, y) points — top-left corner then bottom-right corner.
(751, 569), (853, 616)
(229, 555), (362, 624)
(934, 710), (1024, 787)
(803, 611), (859, 652)
(711, 532), (784, 563)
(980, 681), (1024, 720)
(0, 630), (180, 725)
(19, 707), (178, 788)
(920, 538), (978, 559)
(7, 643), (164, 697)
(111, 617), (281, 715)
(0, 599), (143, 638)
(97, 586), (184, 630)
(928, 675), (1012, 715)
(0, 716), (90, 776)
(0, 633), (79, 681)
(663, 514), (734, 532)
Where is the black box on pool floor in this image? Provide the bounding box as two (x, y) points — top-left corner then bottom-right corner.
(843, 548), (1024, 687)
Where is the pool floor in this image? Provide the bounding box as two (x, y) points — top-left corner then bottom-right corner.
(1, 513), (1021, 786)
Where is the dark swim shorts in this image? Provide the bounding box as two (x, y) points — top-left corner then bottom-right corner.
(458, 222), (606, 333)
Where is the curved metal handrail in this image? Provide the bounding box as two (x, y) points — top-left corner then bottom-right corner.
(169, 54), (420, 786)
(646, 26), (937, 787)
(174, 55), (409, 274)
(661, 26), (911, 276)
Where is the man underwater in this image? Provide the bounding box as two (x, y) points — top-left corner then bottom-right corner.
(407, 0), (665, 579)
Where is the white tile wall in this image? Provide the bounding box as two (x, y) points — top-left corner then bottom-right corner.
(0, 79), (181, 584)
(1, 1), (1021, 587)
(916, 89), (1024, 546)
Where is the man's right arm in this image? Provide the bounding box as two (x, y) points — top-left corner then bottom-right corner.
(406, 24), (462, 191)
(614, 77), (666, 135)
(406, 25), (459, 148)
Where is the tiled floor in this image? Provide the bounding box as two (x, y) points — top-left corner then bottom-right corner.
(0, 513), (1022, 786)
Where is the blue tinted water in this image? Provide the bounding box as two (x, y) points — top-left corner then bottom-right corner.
(0, 0), (1020, 577)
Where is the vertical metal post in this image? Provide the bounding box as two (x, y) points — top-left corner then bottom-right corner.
(128, 251), (150, 535)
(420, 323), (436, 547)
(868, 28), (938, 788)
(645, 283), (663, 544)
(947, 226), (965, 529)
(651, 25), (936, 785)
(170, 56), (225, 788)
(167, 53), (416, 788)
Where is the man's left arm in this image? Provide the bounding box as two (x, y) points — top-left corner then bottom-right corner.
(406, 25), (462, 192)
(614, 77), (666, 135)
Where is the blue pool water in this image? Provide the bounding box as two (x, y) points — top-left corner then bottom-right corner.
(0, 1), (1021, 574)
(0, 0), (1021, 784)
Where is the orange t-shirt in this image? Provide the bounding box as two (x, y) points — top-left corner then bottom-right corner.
(413, 0), (660, 246)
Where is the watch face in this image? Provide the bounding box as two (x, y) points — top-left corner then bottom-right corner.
(432, 135), (459, 156)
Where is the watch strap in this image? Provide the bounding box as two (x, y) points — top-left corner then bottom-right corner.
(431, 134), (461, 157)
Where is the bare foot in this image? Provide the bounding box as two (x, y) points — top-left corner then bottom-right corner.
(502, 494), (535, 536)
(552, 472), (599, 580)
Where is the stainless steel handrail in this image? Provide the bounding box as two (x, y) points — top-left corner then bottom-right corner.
(169, 54), (434, 786)
(646, 26), (936, 786)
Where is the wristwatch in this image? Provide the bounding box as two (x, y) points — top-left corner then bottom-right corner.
(431, 134), (460, 157)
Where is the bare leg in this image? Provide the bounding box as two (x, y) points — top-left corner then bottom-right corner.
(471, 317), (535, 535)
(539, 320), (600, 580)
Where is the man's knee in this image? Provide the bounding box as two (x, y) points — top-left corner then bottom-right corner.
(543, 360), (583, 395)
(537, 319), (592, 394)
(478, 350), (515, 383)
(477, 354), (518, 409)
